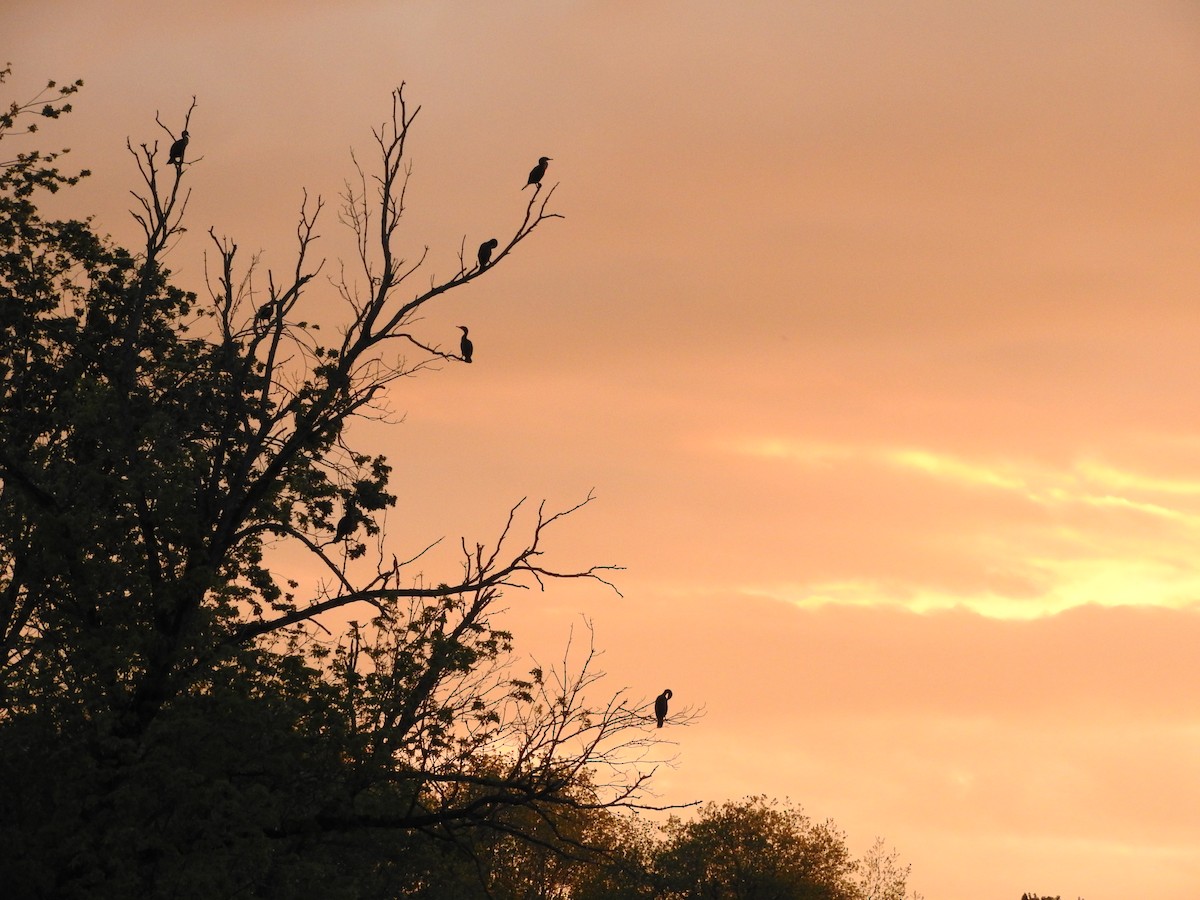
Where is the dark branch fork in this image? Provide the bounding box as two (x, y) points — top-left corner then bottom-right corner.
(226, 493), (623, 647)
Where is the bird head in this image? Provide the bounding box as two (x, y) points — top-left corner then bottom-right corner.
(458, 325), (469, 334)
(662, 689), (673, 699)
(540, 156), (552, 163)
(181, 130), (189, 138)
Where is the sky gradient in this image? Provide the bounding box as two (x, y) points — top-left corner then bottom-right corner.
(7, 2), (1200, 897)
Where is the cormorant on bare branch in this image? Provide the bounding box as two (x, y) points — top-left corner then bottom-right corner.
(167, 130), (189, 166)
(458, 325), (473, 364)
(524, 156), (551, 189)
(477, 238), (499, 270)
(655, 689), (672, 728)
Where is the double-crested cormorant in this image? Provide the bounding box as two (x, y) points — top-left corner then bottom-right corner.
(654, 689), (672, 728)
(458, 325), (473, 363)
(167, 130), (189, 166)
(524, 156), (551, 189)
(477, 238), (499, 270)
(335, 505), (359, 542)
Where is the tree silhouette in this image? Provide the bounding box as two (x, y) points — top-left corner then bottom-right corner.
(573, 796), (919, 900)
(0, 70), (694, 898)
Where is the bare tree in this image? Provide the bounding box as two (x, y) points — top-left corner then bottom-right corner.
(0, 78), (697, 897)
(146, 84), (703, 819)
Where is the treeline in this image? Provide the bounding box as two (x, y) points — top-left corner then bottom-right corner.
(396, 793), (915, 899)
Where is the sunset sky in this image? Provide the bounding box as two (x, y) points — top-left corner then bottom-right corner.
(7, 2), (1200, 897)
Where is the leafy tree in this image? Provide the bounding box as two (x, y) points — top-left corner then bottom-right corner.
(856, 837), (914, 900)
(573, 796), (915, 900)
(0, 69), (688, 899)
(572, 811), (663, 900)
(391, 762), (636, 899)
(655, 796), (860, 900)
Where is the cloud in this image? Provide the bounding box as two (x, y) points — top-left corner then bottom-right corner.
(723, 437), (1200, 617)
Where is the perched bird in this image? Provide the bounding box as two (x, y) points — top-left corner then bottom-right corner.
(654, 689), (673, 728)
(335, 505), (360, 542)
(255, 299), (274, 322)
(524, 156), (551, 190)
(477, 238), (499, 270)
(458, 325), (473, 364)
(167, 130), (189, 166)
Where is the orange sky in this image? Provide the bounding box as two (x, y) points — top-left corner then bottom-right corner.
(7, 2), (1200, 896)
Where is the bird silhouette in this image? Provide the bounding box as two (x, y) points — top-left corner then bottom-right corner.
(458, 325), (473, 363)
(524, 156), (551, 189)
(335, 505), (360, 542)
(654, 689), (673, 728)
(167, 130), (189, 166)
(477, 238), (499, 270)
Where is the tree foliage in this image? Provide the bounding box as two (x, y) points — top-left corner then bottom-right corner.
(572, 797), (916, 900)
(396, 794), (917, 900)
(0, 69), (690, 898)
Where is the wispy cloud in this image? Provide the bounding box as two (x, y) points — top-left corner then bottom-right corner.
(727, 437), (1200, 617)
(733, 437), (1200, 511)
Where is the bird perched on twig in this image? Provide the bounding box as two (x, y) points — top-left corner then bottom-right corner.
(335, 505), (360, 542)
(524, 156), (551, 189)
(654, 689), (673, 728)
(167, 130), (189, 166)
(477, 238), (499, 270)
(458, 326), (473, 364)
